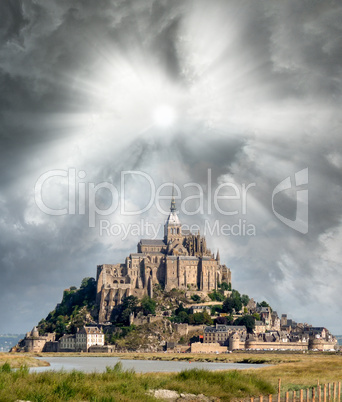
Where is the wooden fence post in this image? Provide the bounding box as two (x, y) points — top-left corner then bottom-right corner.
(313, 387), (316, 402)
(293, 390), (296, 402)
(286, 392), (289, 402)
(307, 389), (309, 402)
(251, 397), (254, 402)
(324, 384), (327, 402)
(260, 396), (263, 402)
(338, 382), (341, 402)
(269, 394), (272, 402)
(300, 389), (303, 402)
(278, 379), (281, 402)
(318, 384), (321, 402)
(334, 383), (337, 401)
(328, 384), (331, 402)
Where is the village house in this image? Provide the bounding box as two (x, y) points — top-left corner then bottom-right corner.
(204, 324), (247, 346)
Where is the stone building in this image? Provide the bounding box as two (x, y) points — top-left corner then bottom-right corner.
(203, 324), (247, 346)
(200, 323), (337, 352)
(59, 326), (104, 352)
(254, 320), (266, 334)
(21, 327), (57, 353)
(257, 307), (272, 329)
(96, 197), (232, 323)
(59, 334), (76, 352)
(189, 305), (212, 314)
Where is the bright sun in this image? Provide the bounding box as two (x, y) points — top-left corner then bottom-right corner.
(152, 105), (177, 128)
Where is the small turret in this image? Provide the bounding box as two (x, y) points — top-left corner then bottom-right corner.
(32, 326), (39, 338)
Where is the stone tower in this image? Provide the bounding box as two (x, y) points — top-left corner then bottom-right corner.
(164, 191), (182, 243)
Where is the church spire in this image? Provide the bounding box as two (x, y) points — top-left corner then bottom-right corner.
(170, 182), (176, 212)
(216, 249), (220, 264)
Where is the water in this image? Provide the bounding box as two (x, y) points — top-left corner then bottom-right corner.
(30, 356), (269, 373)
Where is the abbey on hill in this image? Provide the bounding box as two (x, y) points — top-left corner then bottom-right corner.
(14, 195), (338, 354)
(96, 197), (231, 323)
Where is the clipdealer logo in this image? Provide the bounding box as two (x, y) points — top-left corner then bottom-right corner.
(34, 168), (308, 236)
(272, 168), (308, 234)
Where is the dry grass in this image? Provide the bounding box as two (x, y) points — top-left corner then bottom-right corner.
(0, 352), (49, 368)
(0, 362), (275, 401)
(243, 354), (342, 393)
(1, 352), (341, 400)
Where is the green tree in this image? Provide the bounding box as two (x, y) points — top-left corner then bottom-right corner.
(216, 316), (227, 325)
(141, 296), (156, 316)
(220, 282), (230, 291)
(191, 294), (201, 302)
(208, 290), (225, 302)
(234, 315), (255, 334)
(258, 301), (272, 311)
(231, 290), (242, 313)
(253, 313), (260, 321)
(222, 297), (234, 314)
(37, 277), (97, 336)
(111, 296), (138, 326)
(241, 294), (250, 306)
(202, 311), (213, 325)
(174, 311), (189, 323)
(80, 278), (91, 289)
(175, 303), (189, 316)
(222, 290), (243, 314)
(211, 305), (222, 315)
(55, 316), (67, 337)
(188, 312), (212, 325)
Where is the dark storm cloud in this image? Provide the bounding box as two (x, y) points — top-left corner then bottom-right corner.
(0, 0), (28, 42)
(0, 0), (342, 333)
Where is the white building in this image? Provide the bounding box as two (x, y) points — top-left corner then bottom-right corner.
(58, 326), (104, 352)
(76, 326), (104, 352)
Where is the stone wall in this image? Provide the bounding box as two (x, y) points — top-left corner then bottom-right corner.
(132, 315), (162, 326)
(88, 345), (116, 353)
(246, 341), (308, 351)
(191, 342), (227, 353)
(174, 323), (188, 336)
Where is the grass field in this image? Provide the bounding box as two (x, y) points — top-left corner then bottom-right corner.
(0, 352), (341, 401)
(0, 352), (49, 368)
(0, 361), (274, 401)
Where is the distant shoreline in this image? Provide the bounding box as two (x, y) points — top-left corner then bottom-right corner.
(2, 349), (340, 367)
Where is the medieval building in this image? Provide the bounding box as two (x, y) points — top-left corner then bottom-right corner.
(96, 197), (231, 323)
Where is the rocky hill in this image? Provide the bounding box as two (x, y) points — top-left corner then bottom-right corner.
(37, 277), (98, 338)
(35, 277), (257, 351)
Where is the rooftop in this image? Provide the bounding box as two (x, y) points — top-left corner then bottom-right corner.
(139, 239), (166, 246)
(79, 326), (103, 335)
(205, 325), (247, 333)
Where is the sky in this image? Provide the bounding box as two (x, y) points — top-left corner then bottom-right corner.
(0, 0), (342, 334)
